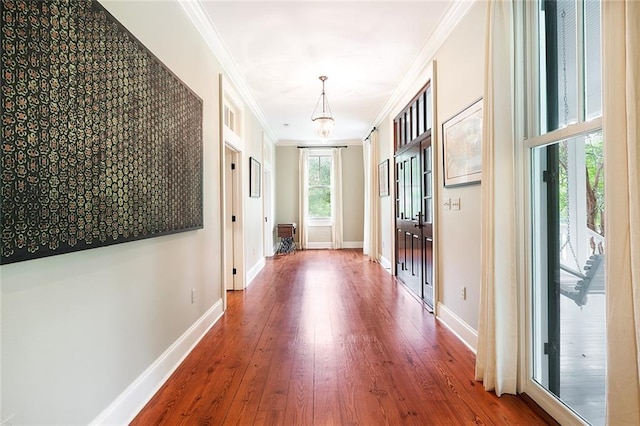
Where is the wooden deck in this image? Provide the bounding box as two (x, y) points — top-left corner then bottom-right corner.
(132, 249), (548, 425)
(560, 286), (606, 425)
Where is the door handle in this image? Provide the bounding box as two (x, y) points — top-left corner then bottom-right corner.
(413, 212), (424, 228)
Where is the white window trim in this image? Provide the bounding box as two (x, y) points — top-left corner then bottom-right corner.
(519, 1), (603, 424)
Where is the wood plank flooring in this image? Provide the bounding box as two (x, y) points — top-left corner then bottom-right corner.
(132, 249), (549, 425)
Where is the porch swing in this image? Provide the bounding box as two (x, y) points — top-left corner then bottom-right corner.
(557, 143), (604, 308)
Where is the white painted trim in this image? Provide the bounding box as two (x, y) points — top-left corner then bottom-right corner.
(306, 242), (333, 249)
(90, 300), (224, 425)
(277, 139), (363, 147)
(365, 0), (474, 137)
(379, 255), (392, 271)
(343, 241), (363, 249)
(522, 381), (589, 425)
(435, 302), (478, 353)
(246, 257), (266, 288)
(177, 0), (278, 143)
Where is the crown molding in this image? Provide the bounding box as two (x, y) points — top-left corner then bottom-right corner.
(364, 0), (476, 138)
(178, 0), (279, 144)
(277, 139), (363, 147)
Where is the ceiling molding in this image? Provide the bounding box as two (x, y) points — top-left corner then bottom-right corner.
(178, 0), (279, 144)
(364, 0), (476, 139)
(277, 139), (363, 147)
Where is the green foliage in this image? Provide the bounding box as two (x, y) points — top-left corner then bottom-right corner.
(558, 132), (604, 236)
(308, 156), (331, 218)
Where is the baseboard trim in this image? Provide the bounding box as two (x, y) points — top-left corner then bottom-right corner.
(246, 257), (266, 288)
(379, 256), (392, 271)
(89, 299), (224, 425)
(343, 241), (363, 249)
(435, 302), (478, 353)
(306, 242), (332, 249)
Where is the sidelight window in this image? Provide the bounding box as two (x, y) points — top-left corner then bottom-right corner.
(527, 0), (604, 424)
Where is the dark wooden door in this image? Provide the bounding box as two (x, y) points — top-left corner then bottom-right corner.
(395, 133), (433, 308)
(395, 143), (422, 297)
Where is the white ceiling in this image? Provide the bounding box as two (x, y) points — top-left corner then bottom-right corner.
(198, 1), (454, 143)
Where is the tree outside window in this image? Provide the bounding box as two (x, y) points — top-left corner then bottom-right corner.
(307, 155), (331, 219)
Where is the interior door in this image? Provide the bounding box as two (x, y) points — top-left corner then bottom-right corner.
(263, 169), (273, 256)
(225, 147), (236, 290)
(395, 142), (423, 297)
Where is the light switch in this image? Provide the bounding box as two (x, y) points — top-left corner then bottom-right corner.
(451, 198), (461, 210)
(443, 198), (451, 210)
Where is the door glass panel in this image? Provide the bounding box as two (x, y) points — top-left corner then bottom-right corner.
(425, 87), (432, 131)
(411, 156), (419, 218)
(424, 146), (432, 223)
(417, 95), (425, 136)
(539, 0), (579, 132)
(531, 131), (605, 425)
(411, 104), (418, 141)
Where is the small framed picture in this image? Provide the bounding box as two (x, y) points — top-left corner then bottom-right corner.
(250, 157), (261, 198)
(378, 159), (389, 197)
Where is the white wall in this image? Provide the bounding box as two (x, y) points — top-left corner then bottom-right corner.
(377, 2), (486, 335)
(377, 120), (395, 268)
(342, 146), (365, 245)
(243, 113), (267, 272)
(433, 2), (485, 330)
(0, 1), (267, 423)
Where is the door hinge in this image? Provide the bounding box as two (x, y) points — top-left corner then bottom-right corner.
(232, 268), (237, 275)
(231, 163), (236, 170)
(232, 215), (236, 222)
(543, 170), (557, 183)
(544, 342), (558, 355)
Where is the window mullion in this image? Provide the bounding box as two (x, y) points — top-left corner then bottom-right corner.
(525, 116), (602, 149)
(576, 0), (586, 123)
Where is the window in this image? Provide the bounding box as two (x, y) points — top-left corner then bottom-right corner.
(307, 154), (332, 222)
(527, 1), (605, 424)
(223, 101), (241, 136)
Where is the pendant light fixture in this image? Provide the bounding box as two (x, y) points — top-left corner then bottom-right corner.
(311, 76), (334, 138)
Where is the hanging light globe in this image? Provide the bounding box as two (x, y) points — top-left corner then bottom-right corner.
(311, 76), (334, 138)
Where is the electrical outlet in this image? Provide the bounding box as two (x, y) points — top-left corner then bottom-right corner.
(191, 289), (196, 304)
(452, 198), (461, 210)
(460, 286), (467, 300)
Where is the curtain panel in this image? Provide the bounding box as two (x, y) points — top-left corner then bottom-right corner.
(602, 1), (640, 423)
(331, 148), (344, 249)
(363, 130), (380, 262)
(474, 0), (519, 396)
(298, 148), (309, 250)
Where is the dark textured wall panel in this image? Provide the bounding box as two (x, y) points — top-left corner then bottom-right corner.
(1, 0), (204, 264)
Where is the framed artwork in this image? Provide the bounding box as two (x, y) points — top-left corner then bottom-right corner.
(378, 159), (389, 197)
(250, 157), (261, 198)
(0, 0), (203, 264)
(442, 98), (483, 187)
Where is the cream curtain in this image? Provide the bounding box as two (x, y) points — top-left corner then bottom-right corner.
(298, 148), (309, 250)
(474, 0), (518, 396)
(602, 1), (640, 423)
(363, 130), (380, 261)
(331, 148), (344, 249)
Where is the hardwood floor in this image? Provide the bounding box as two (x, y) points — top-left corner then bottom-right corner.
(132, 249), (548, 425)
